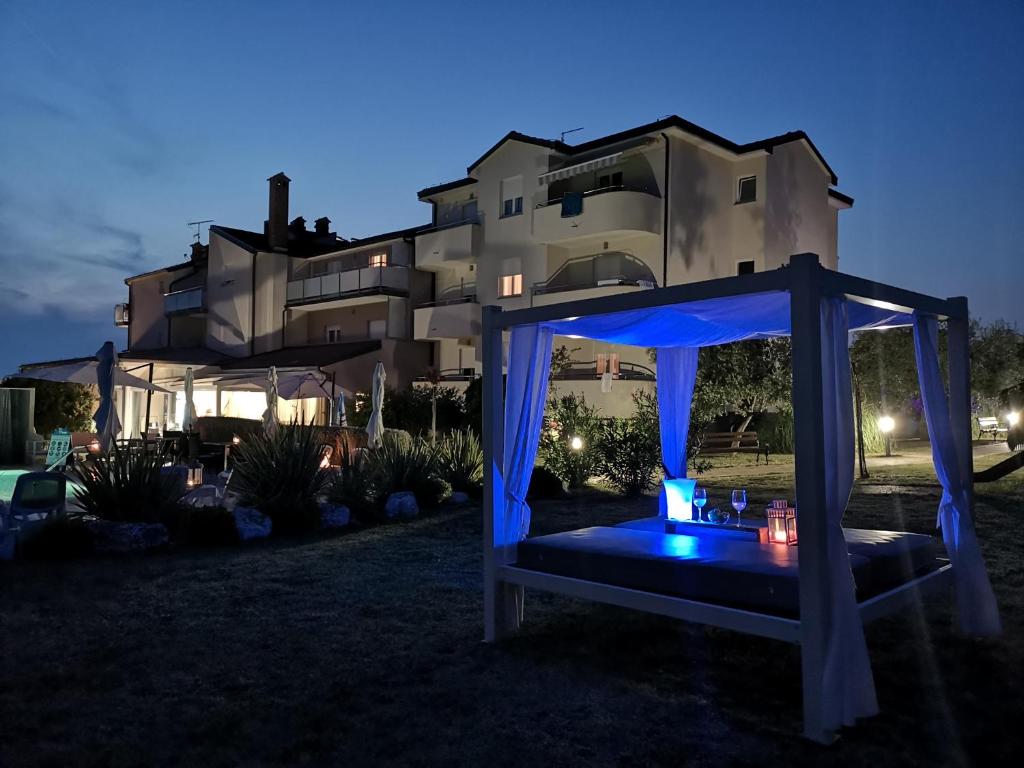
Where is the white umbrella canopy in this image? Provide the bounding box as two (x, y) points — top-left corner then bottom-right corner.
(8, 360), (169, 392)
(217, 371), (349, 401)
(263, 366), (280, 437)
(366, 361), (386, 448)
(93, 342), (122, 451)
(182, 367), (198, 433)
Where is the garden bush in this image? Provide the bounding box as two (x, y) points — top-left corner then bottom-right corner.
(527, 466), (565, 500)
(596, 418), (661, 496)
(327, 443), (380, 523)
(538, 392), (602, 489)
(436, 428), (483, 494)
(367, 432), (450, 509)
(346, 386), (466, 436)
(74, 447), (187, 523)
(19, 516), (94, 560)
(229, 423), (333, 535)
(162, 505), (239, 547)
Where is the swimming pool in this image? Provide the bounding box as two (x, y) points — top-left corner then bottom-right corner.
(0, 469), (81, 503)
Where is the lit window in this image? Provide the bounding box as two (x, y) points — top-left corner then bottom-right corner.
(737, 260), (755, 275)
(369, 252), (387, 268)
(499, 274), (522, 297)
(737, 176), (757, 204)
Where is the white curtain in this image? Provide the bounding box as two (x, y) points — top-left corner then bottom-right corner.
(819, 297), (878, 730)
(655, 347), (698, 517)
(93, 342), (122, 451)
(501, 324), (554, 628)
(912, 313), (1001, 635)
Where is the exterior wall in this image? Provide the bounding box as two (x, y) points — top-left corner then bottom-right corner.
(323, 338), (432, 391)
(253, 251), (289, 353)
(168, 316), (205, 347)
(206, 233), (254, 357)
(764, 142), (835, 270)
(550, 378), (655, 419)
(127, 273), (169, 350)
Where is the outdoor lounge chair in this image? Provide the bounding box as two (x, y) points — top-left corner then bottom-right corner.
(7, 471), (66, 528)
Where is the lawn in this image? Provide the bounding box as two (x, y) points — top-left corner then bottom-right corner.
(1, 454), (1021, 767)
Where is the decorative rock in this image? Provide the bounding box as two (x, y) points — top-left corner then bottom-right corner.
(233, 506), (272, 541)
(319, 503), (351, 530)
(449, 491), (470, 505)
(87, 520), (169, 554)
(384, 491), (419, 519)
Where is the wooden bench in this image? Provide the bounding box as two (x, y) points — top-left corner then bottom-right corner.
(702, 431), (770, 464)
(977, 417), (1008, 441)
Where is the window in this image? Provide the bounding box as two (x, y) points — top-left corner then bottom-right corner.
(311, 260), (329, 276)
(325, 325), (342, 343)
(369, 252), (387, 268)
(597, 171), (623, 189)
(737, 176), (757, 204)
(737, 260), (755, 275)
(499, 274), (523, 297)
(500, 175), (523, 218)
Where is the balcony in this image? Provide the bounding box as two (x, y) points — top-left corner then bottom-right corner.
(414, 295), (481, 341)
(286, 265), (409, 309)
(533, 187), (661, 245)
(164, 287), (204, 315)
(530, 251), (657, 306)
(414, 219), (482, 270)
(114, 303), (129, 328)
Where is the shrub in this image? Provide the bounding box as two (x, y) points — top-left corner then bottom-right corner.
(326, 443), (380, 523)
(596, 417), (661, 496)
(74, 447), (186, 523)
(367, 432), (450, 508)
(436, 428), (483, 494)
(162, 505), (239, 547)
(19, 516), (94, 560)
(229, 423), (333, 535)
(538, 392), (602, 489)
(527, 466), (565, 500)
(4, 378), (95, 435)
(345, 386), (466, 436)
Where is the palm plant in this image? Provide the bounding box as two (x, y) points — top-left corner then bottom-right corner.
(230, 423), (333, 534)
(326, 442), (379, 522)
(436, 428), (483, 493)
(366, 432), (449, 508)
(74, 446), (185, 523)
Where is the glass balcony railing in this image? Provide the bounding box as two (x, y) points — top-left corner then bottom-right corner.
(286, 265), (408, 305)
(164, 287), (204, 314)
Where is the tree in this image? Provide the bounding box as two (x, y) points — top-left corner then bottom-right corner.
(970, 320), (1024, 412)
(4, 379), (95, 435)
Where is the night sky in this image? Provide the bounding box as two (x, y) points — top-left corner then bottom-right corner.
(1, 0), (1021, 373)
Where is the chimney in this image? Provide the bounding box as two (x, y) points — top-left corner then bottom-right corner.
(265, 172), (290, 252)
(189, 241), (208, 263)
(314, 216), (331, 236)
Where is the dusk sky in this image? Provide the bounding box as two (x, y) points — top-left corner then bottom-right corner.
(1, 0), (1021, 374)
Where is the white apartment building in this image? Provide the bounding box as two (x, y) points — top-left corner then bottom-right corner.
(413, 115), (850, 414)
(26, 114), (849, 434)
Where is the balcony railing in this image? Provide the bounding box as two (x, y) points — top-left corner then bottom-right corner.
(413, 368), (480, 383)
(287, 265), (408, 306)
(114, 303), (130, 328)
(416, 293), (478, 309)
(550, 360), (656, 381)
(535, 184), (660, 212)
(164, 287), (204, 314)
(533, 252), (657, 297)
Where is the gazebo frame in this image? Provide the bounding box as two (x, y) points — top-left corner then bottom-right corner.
(480, 253), (970, 743)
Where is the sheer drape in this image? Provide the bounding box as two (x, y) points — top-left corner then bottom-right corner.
(913, 313), (1001, 635)
(655, 347), (698, 517)
(819, 298), (878, 729)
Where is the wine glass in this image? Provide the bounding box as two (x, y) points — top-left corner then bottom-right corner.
(693, 487), (708, 521)
(731, 489), (748, 525)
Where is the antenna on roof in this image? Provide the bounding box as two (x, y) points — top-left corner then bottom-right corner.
(559, 127), (584, 142)
(187, 219), (214, 243)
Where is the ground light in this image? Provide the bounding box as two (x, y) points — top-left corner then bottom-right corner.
(1009, 411), (1020, 427)
(569, 436), (584, 451)
(878, 415), (896, 457)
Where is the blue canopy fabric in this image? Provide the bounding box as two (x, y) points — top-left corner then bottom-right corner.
(539, 290), (911, 348)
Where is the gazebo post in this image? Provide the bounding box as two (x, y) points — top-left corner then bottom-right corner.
(946, 296), (975, 512)
(481, 305), (507, 642)
(788, 253), (832, 744)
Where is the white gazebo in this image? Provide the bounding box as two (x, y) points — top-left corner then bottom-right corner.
(480, 253), (1000, 743)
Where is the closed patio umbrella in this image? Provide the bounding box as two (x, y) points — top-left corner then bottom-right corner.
(182, 367), (198, 433)
(93, 342), (122, 451)
(366, 361), (386, 448)
(333, 392), (348, 427)
(263, 366), (280, 437)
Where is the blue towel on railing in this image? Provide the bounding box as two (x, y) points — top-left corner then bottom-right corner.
(561, 192), (583, 218)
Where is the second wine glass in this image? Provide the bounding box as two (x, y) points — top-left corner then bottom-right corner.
(693, 487), (708, 521)
(731, 489), (747, 524)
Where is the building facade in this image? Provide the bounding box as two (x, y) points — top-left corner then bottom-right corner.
(109, 115), (851, 433)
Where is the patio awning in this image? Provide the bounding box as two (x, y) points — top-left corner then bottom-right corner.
(538, 153), (624, 185)
(214, 371), (350, 400)
(8, 361), (170, 392)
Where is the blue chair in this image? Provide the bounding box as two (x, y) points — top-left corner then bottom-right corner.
(8, 471), (67, 528)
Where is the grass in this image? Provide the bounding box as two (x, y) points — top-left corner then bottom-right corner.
(0, 453), (1021, 766)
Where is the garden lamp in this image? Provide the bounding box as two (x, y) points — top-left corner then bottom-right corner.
(878, 415), (895, 457)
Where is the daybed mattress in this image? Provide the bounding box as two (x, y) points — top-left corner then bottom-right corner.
(513, 526), (940, 617)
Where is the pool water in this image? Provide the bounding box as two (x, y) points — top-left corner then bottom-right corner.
(0, 469), (80, 503)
